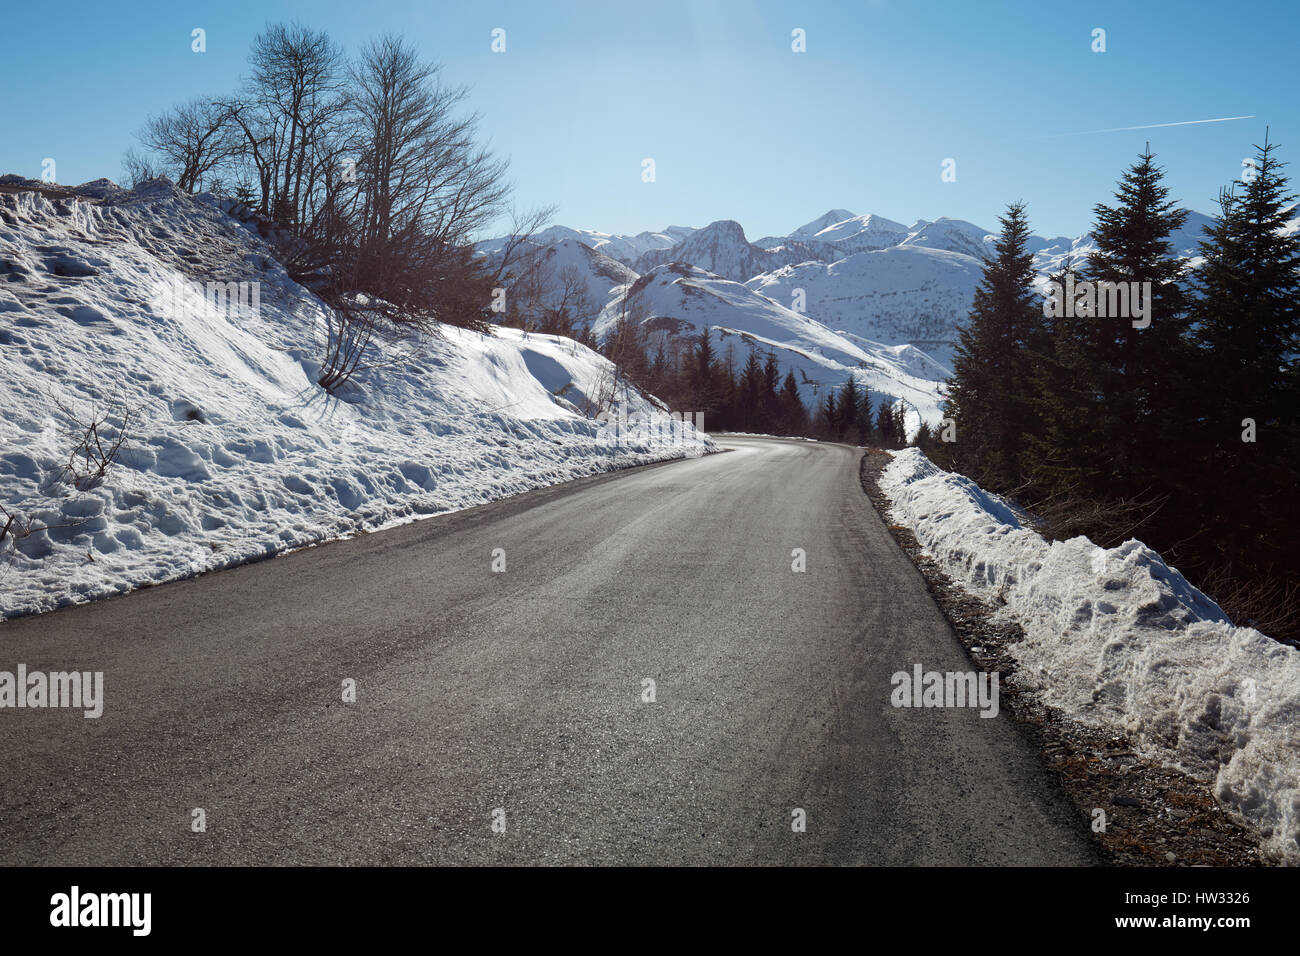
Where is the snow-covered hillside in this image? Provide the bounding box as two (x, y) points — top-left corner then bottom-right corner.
(881, 448), (1300, 865)
(596, 263), (946, 429)
(0, 179), (709, 620)
(745, 246), (985, 370)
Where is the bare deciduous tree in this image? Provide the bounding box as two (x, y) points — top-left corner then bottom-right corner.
(133, 98), (240, 193)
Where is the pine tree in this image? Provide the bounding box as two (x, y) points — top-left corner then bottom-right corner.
(761, 351), (782, 431)
(778, 370), (807, 436)
(1188, 132), (1300, 574)
(837, 376), (862, 442)
(817, 390), (836, 439)
(1033, 147), (1191, 505)
(944, 201), (1041, 489)
(855, 388), (874, 445)
(739, 348), (764, 432)
(875, 401), (898, 449)
(689, 328), (719, 417)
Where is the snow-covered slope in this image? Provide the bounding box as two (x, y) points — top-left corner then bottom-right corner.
(745, 246), (986, 370)
(881, 448), (1300, 865)
(596, 263), (947, 428)
(0, 179), (709, 620)
(898, 217), (994, 260)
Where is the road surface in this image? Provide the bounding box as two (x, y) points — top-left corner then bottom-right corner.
(0, 436), (1096, 865)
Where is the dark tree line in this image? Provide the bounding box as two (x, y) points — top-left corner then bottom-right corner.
(937, 136), (1300, 641)
(597, 317), (910, 447)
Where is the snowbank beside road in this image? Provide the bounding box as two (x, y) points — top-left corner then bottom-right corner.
(0, 178), (710, 620)
(880, 447), (1300, 864)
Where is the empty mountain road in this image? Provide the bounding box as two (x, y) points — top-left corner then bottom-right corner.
(0, 436), (1096, 865)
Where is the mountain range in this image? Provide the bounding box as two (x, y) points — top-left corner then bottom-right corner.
(477, 205), (1300, 429)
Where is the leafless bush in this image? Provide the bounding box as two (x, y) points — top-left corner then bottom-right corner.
(49, 393), (136, 491)
(310, 295), (421, 392)
(1195, 565), (1300, 645)
(1015, 480), (1167, 549)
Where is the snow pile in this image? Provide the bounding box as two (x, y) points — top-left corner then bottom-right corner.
(880, 447), (1300, 864)
(0, 179), (710, 620)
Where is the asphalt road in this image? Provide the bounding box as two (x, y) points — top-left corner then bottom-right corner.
(0, 436), (1096, 865)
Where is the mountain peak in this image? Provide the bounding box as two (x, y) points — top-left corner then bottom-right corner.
(793, 209), (857, 237)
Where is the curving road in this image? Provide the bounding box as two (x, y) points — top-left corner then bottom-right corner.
(0, 436), (1096, 865)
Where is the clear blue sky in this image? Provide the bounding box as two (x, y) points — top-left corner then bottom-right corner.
(1, 0), (1295, 239)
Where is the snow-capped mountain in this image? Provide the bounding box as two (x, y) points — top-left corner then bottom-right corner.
(630, 219), (828, 282)
(898, 218), (994, 260)
(761, 210), (912, 255)
(595, 263), (947, 428)
(745, 246), (986, 371)
(475, 202), (1300, 430)
(479, 236), (636, 321)
(474, 224), (694, 266)
(789, 208), (856, 238)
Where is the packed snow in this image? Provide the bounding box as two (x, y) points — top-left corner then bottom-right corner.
(0, 178), (710, 621)
(880, 447), (1300, 864)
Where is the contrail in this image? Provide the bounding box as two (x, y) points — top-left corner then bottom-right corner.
(1041, 115), (1255, 138)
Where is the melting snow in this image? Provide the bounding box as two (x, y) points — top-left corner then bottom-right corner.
(881, 447), (1300, 864)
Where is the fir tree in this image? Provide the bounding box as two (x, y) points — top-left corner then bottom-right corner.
(944, 201), (1041, 488)
(1033, 147), (1191, 504)
(778, 370), (807, 436)
(837, 376), (862, 441)
(1189, 132), (1300, 571)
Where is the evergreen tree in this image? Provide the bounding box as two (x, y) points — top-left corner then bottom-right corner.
(689, 328), (719, 417)
(1033, 147), (1191, 504)
(875, 401), (899, 449)
(944, 201), (1042, 488)
(855, 388), (874, 445)
(817, 390), (836, 439)
(1188, 133), (1300, 573)
(739, 348), (764, 432)
(777, 370), (807, 436)
(761, 352), (782, 431)
(836, 376), (862, 441)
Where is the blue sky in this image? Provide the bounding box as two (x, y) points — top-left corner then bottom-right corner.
(1, 0), (1295, 239)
